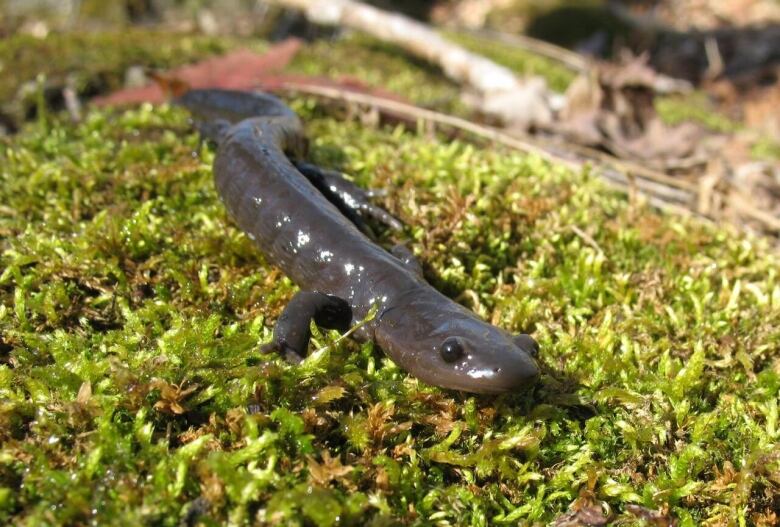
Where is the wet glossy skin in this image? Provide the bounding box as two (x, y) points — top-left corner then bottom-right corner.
(178, 89), (540, 394)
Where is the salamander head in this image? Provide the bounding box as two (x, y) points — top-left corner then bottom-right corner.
(374, 295), (540, 394)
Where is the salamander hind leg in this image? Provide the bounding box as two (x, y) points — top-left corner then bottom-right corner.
(294, 161), (403, 233)
(260, 291), (352, 363)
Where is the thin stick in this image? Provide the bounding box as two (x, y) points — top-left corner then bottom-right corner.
(280, 82), (780, 237)
(537, 136), (698, 192)
(272, 0), (522, 94)
(279, 82), (696, 201)
(464, 28), (588, 72)
(570, 225), (605, 255)
(281, 82), (562, 162)
(729, 193), (780, 232)
(459, 28), (691, 94)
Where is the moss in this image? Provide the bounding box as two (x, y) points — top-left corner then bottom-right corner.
(0, 30), (243, 126)
(1, 29), (780, 527)
(443, 30), (576, 93)
(751, 137), (780, 162)
(655, 92), (740, 133)
(289, 33), (465, 113)
(1, 97), (779, 525)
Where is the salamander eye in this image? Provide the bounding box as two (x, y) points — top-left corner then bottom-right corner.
(440, 337), (464, 363)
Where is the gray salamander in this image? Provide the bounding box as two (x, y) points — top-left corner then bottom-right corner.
(177, 89), (539, 394)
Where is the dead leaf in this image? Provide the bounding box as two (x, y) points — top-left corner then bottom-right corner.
(151, 378), (199, 415)
(625, 504), (678, 527)
(553, 505), (610, 527)
(92, 38), (303, 106)
(557, 54), (704, 167)
(306, 451), (355, 489)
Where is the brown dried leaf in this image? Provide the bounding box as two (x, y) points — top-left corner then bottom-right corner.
(306, 451), (354, 489)
(553, 505), (610, 527)
(558, 55), (703, 166)
(625, 504), (678, 527)
(150, 379), (199, 415)
(92, 38), (303, 106)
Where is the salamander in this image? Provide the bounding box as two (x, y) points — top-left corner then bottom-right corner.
(177, 88), (540, 394)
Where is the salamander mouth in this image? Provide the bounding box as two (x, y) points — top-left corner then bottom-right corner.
(419, 358), (540, 394)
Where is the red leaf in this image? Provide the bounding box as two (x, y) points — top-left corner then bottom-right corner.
(92, 38), (303, 106)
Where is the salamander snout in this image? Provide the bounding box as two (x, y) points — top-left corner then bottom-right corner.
(477, 343), (540, 393)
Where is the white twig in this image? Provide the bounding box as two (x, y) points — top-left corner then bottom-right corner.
(270, 0), (554, 127)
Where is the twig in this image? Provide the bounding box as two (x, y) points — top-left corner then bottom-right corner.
(279, 83), (780, 239)
(272, 0), (522, 94)
(570, 225), (604, 255)
(704, 37), (724, 79)
(729, 192), (780, 232)
(280, 81), (563, 163)
(278, 82), (705, 218)
(459, 28), (691, 95)
(63, 86), (82, 123)
(460, 27), (690, 96)
(539, 138), (698, 192)
(270, 0), (555, 127)
(462, 28), (588, 73)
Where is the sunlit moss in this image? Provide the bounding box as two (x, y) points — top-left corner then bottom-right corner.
(751, 137), (780, 162)
(1, 32), (780, 527)
(655, 92), (739, 133)
(289, 33), (466, 113)
(443, 30), (576, 92)
(2, 99), (778, 525)
(0, 29), (242, 127)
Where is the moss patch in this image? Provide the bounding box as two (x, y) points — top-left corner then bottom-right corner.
(1, 97), (779, 525)
(443, 30), (576, 93)
(0, 30), (242, 126)
(289, 33), (465, 112)
(655, 92), (740, 133)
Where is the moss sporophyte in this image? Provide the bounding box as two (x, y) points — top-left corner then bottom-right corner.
(1, 74), (779, 527)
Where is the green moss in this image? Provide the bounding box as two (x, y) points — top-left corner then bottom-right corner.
(1, 98), (778, 525)
(751, 137), (780, 162)
(655, 92), (740, 133)
(443, 30), (576, 92)
(1, 30), (779, 526)
(0, 30), (243, 125)
(289, 33), (465, 113)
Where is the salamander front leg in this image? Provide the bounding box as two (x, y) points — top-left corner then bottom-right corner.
(294, 161), (403, 232)
(260, 291), (352, 363)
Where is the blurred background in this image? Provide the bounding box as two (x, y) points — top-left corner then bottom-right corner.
(2, 0), (778, 128)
